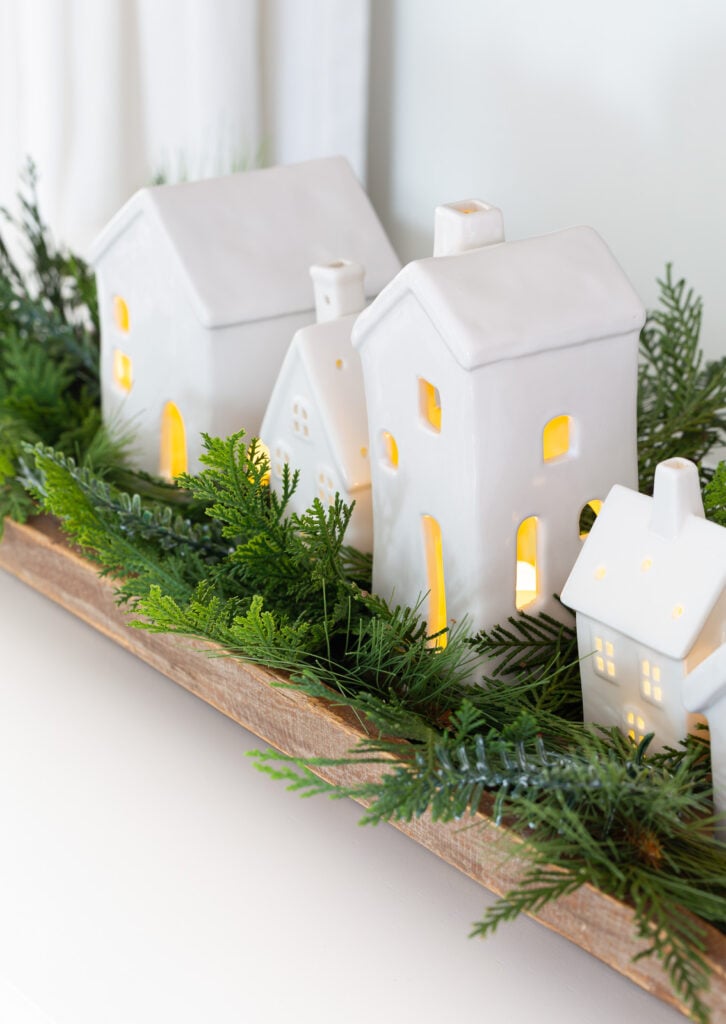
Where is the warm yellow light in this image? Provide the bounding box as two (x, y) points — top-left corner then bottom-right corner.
(594, 565), (607, 581)
(113, 295), (130, 332)
(641, 557), (653, 572)
(112, 348), (133, 393)
(160, 401), (188, 480)
(672, 604), (685, 619)
(543, 415), (571, 462)
(381, 430), (399, 469)
(515, 516), (538, 610)
(419, 378), (442, 432)
(422, 514), (447, 648)
(253, 440), (271, 486)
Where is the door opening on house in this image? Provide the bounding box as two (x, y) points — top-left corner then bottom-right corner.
(516, 515), (539, 610)
(422, 514), (447, 648)
(160, 401), (188, 480)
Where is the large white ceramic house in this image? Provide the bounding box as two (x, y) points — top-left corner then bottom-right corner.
(562, 457), (726, 753)
(260, 260), (373, 552)
(351, 201), (646, 645)
(90, 157), (400, 478)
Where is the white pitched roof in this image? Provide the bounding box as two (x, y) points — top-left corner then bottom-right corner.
(561, 478), (726, 660)
(90, 157), (400, 329)
(293, 313), (370, 492)
(352, 225), (644, 368)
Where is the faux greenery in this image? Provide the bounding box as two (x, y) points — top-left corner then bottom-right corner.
(3, 179), (726, 1022)
(0, 164), (129, 528)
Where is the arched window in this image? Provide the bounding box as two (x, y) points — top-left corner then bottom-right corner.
(113, 295), (130, 332)
(516, 516), (539, 610)
(160, 401), (188, 480)
(418, 377), (442, 432)
(422, 514), (447, 648)
(579, 499), (603, 539)
(112, 348), (133, 393)
(381, 430), (399, 469)
(542, 415), (572, 462)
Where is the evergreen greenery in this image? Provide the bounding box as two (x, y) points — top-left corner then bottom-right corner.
(2, 180), (726, 1021)
(0, 164), (128, 528)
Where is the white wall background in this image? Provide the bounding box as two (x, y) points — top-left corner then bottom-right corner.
(367, 0), (726, 360)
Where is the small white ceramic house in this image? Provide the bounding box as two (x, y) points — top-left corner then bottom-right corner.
(89, 157), (400, 478)
(260, 260), (373, 552)
(561, 458), (726, 752)
(351, 201), (645, 645)
(683, 644), (726, 835)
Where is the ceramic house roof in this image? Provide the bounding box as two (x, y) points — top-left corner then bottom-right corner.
(351, 225), (644, 368)
(561, 478), (726, 660)
(290, 313), (370, 493)
(89, 157), (400, 330)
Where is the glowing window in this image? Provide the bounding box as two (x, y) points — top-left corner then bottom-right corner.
(515, 516), (538, 611)
(593, 634), (617, 681)
(292, 399), (311, 440)
(543, 415), (572, 462)
(317, 468), (337, 506)
(113, 295), (130, 332)
(160, 401), (188, 480)
(422, 514), (447, 648)
(625, 708), (648, 744)
(112, 348), (133, 393)
(640, 659), (663, 705)
(381, 430), (399, 469)
(418, 378), (442, 432)
(579, 499), (603, 539)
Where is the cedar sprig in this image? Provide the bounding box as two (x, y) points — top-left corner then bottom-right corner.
(638, 265), (726, 493)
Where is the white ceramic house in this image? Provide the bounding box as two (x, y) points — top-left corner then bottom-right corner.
(89, 157), (400, 478)
(561, 458), (726, 752)
(260, 260), (373, 552)
(350, 200), (645, 645)
(683, 644), (726, 835)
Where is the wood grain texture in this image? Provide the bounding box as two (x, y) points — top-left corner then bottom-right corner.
(2, 514), (726, 1020)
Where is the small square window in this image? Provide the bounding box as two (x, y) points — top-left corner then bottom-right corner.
(592, 632), (616, 682)
(317, 467), (337, 506)
(292, 398), (312, 441)
(625, 707), (648, 743)
(641, 659), (664, 706)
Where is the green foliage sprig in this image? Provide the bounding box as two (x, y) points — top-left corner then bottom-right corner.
(638, 265), (726, 492)
(0, 164), (126, 526)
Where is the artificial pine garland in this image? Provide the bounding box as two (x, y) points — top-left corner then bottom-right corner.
(3, 171), (726, 1022)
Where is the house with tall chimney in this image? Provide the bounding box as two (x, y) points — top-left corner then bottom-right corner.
(260, 260), (373, 552)
(89, 157), (400, 478)
(350, 200), (645, 646)
(562, 457), (726, 754)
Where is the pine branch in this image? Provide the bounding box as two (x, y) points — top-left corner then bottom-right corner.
(704, 462), (726, 526)
(638, 266), (726, 492)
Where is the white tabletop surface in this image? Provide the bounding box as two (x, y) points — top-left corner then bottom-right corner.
(0, 566), (688, 1024)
